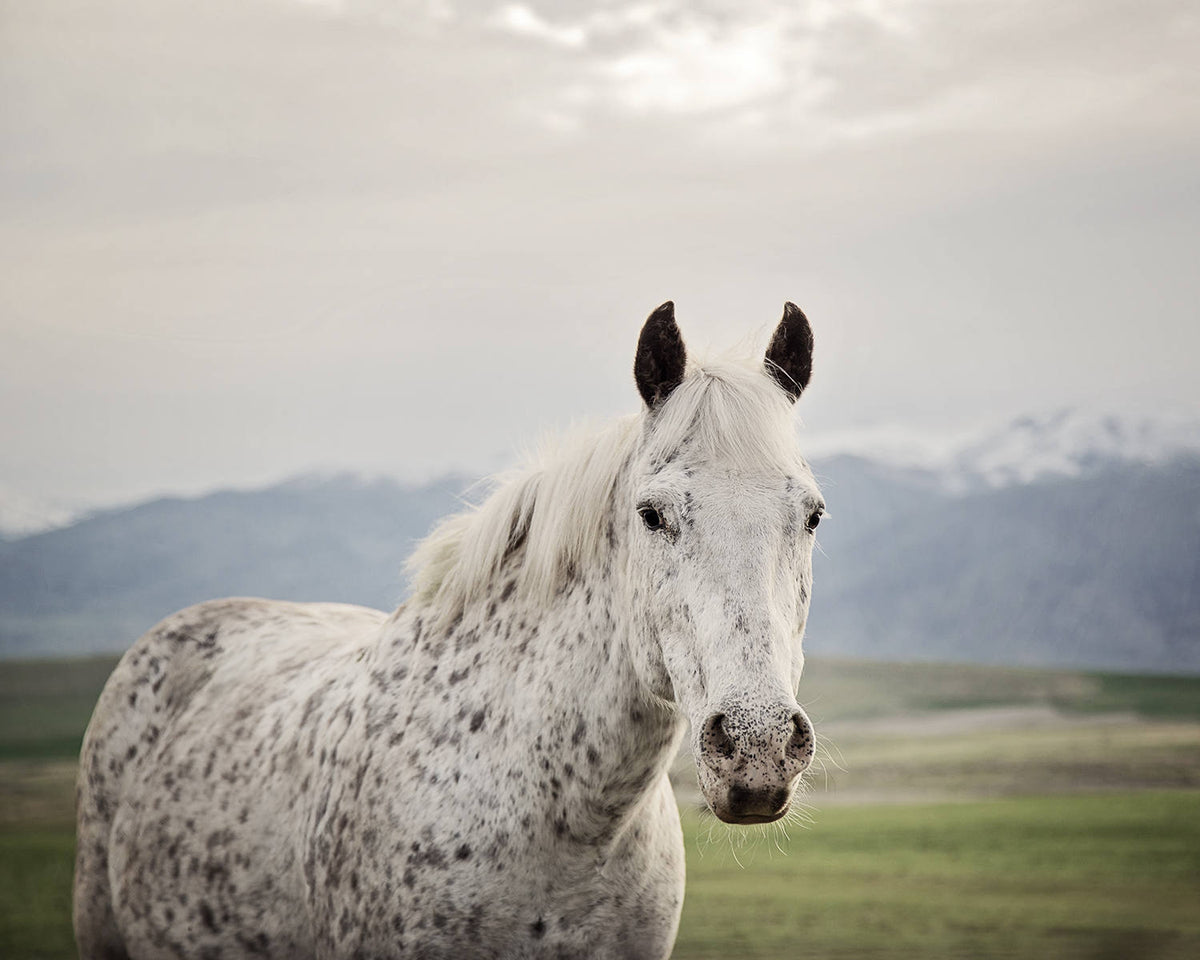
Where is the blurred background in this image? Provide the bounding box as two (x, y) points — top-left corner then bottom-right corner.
(2, 1), (1198, 957)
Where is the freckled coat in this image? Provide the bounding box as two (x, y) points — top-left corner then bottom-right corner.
(74, 303), (823, 960)
(76, 591), (686, 960)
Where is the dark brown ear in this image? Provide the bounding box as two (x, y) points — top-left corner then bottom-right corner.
(634, 301), (687, 408)
(764, 302), (813, 402)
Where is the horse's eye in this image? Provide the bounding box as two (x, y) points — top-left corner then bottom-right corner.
(806, 508), (823, 532)
(638, 505), (664, 531)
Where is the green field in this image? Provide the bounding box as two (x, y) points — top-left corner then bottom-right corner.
(676, 792), (1200, 959)
(0, 657), (119, 762)
(797, 658), (1200, 722)
(2, 655), (1199, 959)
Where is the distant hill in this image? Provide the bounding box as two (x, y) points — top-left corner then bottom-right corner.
(804, 455), (1200, 673)
(1, 411), (1198, 672)
(0, 474), (468, 658)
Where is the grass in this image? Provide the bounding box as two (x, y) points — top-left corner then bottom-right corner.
(675, 792), (1200, 959)
(809, 718), (1200, 802)
(1081, 673), (1200, 720)
(0, 657), (119, 761)
(798, 658), (1200, 723)
(0, 828), (76, 960)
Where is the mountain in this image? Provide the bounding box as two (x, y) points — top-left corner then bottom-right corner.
(1, 411), (1198, 671)
(804, 454), (1200, 673)
(0, 474), (469, 658)
(937, 409), (1200, 493)
(806, 408), (1200, 493)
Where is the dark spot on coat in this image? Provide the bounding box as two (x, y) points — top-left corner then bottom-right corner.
(237, 932), (270, 954)
(198, 901), (218, 933)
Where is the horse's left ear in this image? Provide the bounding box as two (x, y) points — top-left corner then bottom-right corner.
(765, 302), (814, 402)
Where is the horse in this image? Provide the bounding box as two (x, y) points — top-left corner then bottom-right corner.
(74, 301), (825, 960)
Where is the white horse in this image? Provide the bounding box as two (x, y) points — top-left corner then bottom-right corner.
(74, 302), (825, 960)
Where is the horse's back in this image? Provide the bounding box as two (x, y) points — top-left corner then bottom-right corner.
(74, 597), (386, 960)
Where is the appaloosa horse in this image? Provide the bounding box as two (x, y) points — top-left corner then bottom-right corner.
(75, 301), (825, 959)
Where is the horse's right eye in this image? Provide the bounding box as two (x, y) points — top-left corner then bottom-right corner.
(638, 505), (663, 531)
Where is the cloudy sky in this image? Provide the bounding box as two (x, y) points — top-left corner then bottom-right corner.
(2, 0), (1197, 506)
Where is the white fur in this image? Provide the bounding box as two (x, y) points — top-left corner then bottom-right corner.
(74, 336), (824, 960)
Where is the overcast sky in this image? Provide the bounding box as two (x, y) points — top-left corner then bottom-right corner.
(2, 0), (1197, 506)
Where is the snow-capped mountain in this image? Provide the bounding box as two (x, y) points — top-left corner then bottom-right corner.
(806, 408), (1200, 494)
(944, 409), (1200, 492)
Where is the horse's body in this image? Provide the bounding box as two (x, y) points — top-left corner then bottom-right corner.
(76, 593), (684, 959)
(75, 303), (824, 959)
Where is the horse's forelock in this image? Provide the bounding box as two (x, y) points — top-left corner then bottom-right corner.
(643, 357), (803, 472)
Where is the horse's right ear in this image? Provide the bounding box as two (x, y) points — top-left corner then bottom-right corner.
(634, 301), (687, 409)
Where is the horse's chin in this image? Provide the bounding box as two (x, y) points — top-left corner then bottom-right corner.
(699, 780), (794, 826)
(712, 807), (790, 826)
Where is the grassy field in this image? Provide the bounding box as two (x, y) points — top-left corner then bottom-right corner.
(2, 655), (1199, 959)
(675, 792), (1200, 959)
(796, 658), (1200, 723)
(0, 658), (118, 762)
(0, 827), (76, 960)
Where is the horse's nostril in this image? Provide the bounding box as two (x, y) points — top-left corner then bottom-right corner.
(702, 713), (736, 760)
(787, 712), (815, 761)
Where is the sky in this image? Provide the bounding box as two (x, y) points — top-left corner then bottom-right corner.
(2, 0), (1198, 507)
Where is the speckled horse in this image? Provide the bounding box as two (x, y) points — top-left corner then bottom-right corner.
(75, 302), (825, 960)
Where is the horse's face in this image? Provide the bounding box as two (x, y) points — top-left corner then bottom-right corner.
(628, 303), (821, 824)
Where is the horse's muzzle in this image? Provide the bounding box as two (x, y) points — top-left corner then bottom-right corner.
(694, 704), (815, 824)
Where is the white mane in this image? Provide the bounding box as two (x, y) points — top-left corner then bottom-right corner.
(406, 355), (802, 624)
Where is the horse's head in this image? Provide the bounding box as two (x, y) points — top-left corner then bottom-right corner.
(625, 302), (822, 824)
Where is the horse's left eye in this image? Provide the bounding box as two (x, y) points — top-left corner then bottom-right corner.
(638, 505), (664, 531)
(806, 508), (823, 532)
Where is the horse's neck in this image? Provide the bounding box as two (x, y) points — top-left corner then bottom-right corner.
(380, 559), (683, 844)
(502, 570), (683, 842)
